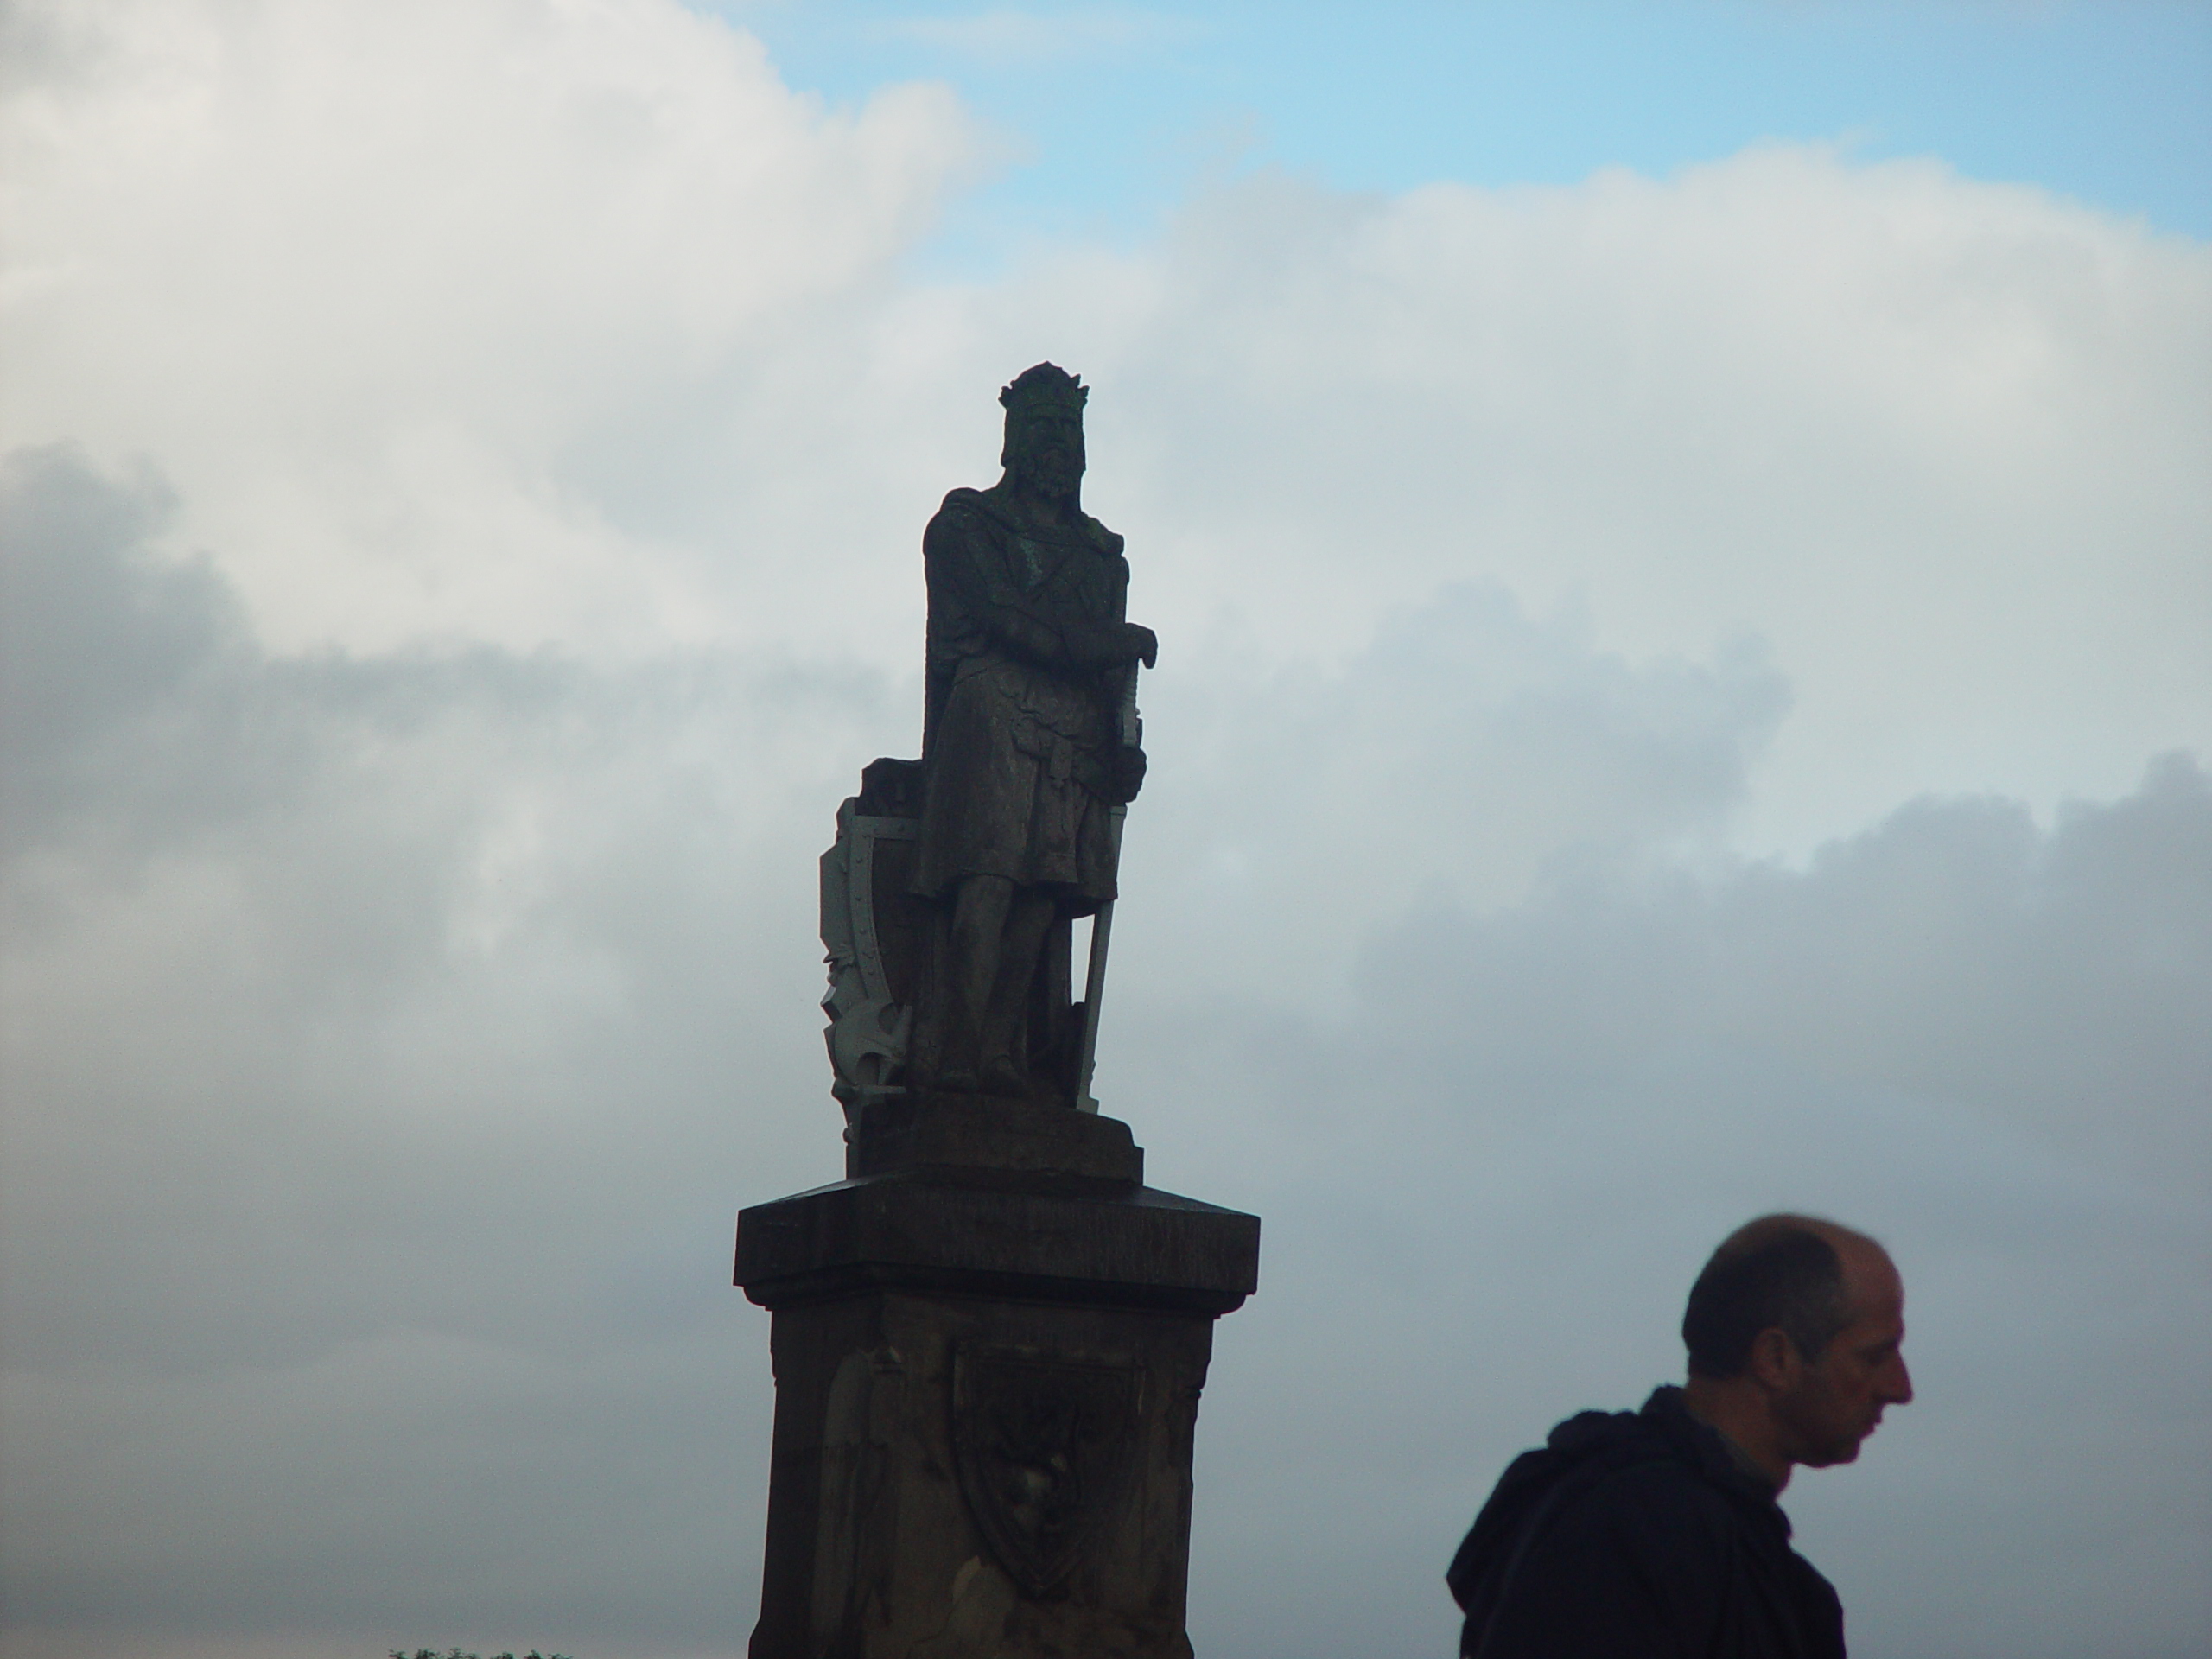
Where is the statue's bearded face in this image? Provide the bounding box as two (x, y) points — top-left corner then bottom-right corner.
(1009, 410), (1084, 499)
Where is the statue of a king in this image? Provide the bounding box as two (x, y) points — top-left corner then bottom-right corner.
(909, 363), (1156, 1101)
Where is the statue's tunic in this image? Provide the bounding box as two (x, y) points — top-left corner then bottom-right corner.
(915, 486), (1128, 911)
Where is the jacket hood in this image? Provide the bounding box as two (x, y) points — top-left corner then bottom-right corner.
(1446, 1386), (1785, 1613)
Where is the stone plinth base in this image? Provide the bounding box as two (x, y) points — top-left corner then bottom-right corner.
(735, 1097), (1260, 1658)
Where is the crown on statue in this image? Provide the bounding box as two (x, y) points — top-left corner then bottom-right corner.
(999, 362), (1088, 418)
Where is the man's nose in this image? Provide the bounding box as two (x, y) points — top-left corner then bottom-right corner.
(1885, 1357), (1914, 1406)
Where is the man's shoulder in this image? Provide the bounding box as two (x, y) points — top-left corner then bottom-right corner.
(1447, 1402), (1738, 1657)
(1540, 1435), (1744, 1554)
(1449, 1395), (1758, 1605)
(1451, 1391), (1841, 1659)
(1541, 1403), (1742, 1537)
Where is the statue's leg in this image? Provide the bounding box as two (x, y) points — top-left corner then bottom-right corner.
(942, 873), (1014, 1090)
(1031, 908), (1074, 1095)
(979, 887), (1057, 1096)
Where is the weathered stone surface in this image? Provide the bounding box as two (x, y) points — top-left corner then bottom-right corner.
(742, 1285), (1224, 1657)
(845, 1092), (1144, 1187)
(735, 1117), (1258, 1657)
(744, 368), (1255, 1655)
(736, 1171), (1257, 1318)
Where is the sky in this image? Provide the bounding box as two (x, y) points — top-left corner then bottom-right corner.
(0, 3), (2207, 1658)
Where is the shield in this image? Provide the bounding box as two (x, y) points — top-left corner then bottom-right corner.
(821, 759), (929, 1109)
(950, 1342), (1144, 1596)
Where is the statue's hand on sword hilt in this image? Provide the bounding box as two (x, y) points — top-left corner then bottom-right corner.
(1108, 661), (1145, 802)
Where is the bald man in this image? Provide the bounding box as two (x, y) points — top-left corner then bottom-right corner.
(1446, 1216), (1914, 1659)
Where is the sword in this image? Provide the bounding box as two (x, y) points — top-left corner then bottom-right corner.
(1074, 663), (1141, 1113)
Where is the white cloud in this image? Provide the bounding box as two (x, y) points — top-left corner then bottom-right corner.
(10, 3), (2203, 851)
(1116, 582), (1791, 1007)
(0, 0), (982, 657)
(2, 4), (2208, 1656)
(978, 149), (2212, 854)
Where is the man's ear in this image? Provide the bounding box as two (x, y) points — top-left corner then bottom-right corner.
(1745, 1325), (1802, 1394)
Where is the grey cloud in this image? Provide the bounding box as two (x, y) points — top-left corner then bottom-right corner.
(3, 454), (2206, 1659)
(1, 445), (239, 853)
(6, 7), (2208, 1655)
(1355, 758), (2212, 1181)
(1, 454), (902, 1649)
(1126, 761), (2210, 1659)
(1115, 584), (1792, 1012)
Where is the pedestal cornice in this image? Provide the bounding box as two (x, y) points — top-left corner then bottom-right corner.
(735, 1167), (1260, 1316)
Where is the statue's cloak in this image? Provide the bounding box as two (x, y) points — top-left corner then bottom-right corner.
(914, 486), (1127, 909)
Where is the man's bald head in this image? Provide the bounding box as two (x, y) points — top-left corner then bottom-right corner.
(1682, 1214), (1890, 1378)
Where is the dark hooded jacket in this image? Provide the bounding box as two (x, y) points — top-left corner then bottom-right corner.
(1446, 1387), (1846, 1659)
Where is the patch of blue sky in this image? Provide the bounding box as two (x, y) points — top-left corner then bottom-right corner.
(709, 2), (2212, 276)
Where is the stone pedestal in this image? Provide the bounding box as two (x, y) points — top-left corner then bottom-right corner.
(735, 1096), (1260, 1658)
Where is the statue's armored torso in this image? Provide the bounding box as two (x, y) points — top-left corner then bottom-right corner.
(917, 485), (1130, 911)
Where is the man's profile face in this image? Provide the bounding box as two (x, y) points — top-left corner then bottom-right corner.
(1011, 411), (1084, 499)
(1777, 1249), (1913, 1468)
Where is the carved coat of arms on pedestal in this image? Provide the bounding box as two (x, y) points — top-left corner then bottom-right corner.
(951, 1343), (1144, 1595)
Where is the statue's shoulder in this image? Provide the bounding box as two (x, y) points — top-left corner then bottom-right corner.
(1078, 512), (1127, 564)
(929, 486), (1014, 539)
